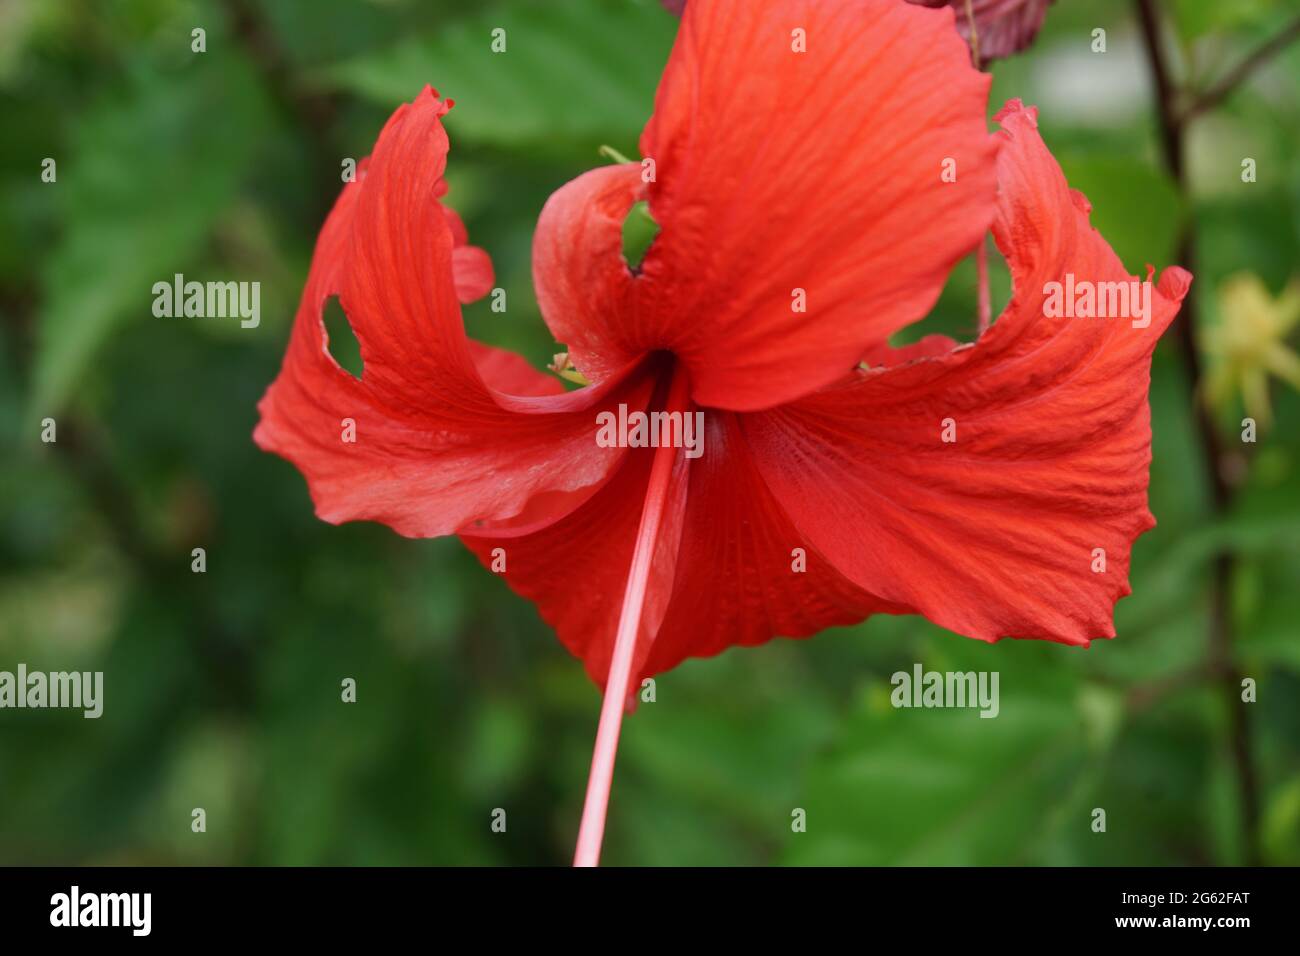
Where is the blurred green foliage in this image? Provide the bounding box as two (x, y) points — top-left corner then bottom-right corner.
(1, 0), (1298, 866)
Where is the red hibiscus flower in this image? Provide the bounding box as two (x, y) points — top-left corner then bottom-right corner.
(255, 0), (1190, 865)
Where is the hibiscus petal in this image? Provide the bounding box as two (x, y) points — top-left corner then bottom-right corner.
(460, 440), (689, 688)
(466, 340), (566, 398)
(743, 100), (1192, 646)
(452, 245), (495, 303)
(909, 0), (1056, 65)
(462, 410), (905, 684)
(255, 87), (653, 538)
(645, 413), (907, 678)
(443, 206), (495, 304)
(533, 163), (644, 378)
(862, 334), (962, 369)
(533, 0), (998, 411)
(969, 0), (1054, 62)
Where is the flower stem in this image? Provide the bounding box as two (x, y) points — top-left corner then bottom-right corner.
(962, 0), (981, 68)
(976, 235), (991, 335)
(572, 367), (689, 867)
(598, 144), (634, 165)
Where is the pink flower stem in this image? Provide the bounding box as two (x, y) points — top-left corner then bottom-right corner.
(572, 366), (690, 867)
(962, 0), (981, 67)
(966, 6), (990, 339)
(976, 234), (991, 336)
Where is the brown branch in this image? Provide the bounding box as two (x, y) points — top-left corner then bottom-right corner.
(1182, 13), (1300, 121)
(1134, 0), (1260, 865)
(221, 0), (342, 222)
(1125, 661), (1214, 713)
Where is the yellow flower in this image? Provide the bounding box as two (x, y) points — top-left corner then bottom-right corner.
(1203, 273), (1300, 427)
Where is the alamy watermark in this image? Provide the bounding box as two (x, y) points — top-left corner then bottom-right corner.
(1043, 274), (1153, 328)
(152, 273), (260, 328)
(890, 664), (999, 718)
(0, 664), (102, 718)
(50, 886), (150, 936)
(595, 404), (705, 459)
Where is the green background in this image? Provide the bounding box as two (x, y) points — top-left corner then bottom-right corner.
(1, 0), (1298, 865)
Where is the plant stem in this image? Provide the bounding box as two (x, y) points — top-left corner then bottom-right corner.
(1134, 0), (1261, 864)
(964, 1), (989, 336)
(963, 0), (981, 67)
(976, 236), (991, 335)
(222, 0), (341, 222)
(572, 368), (689, 867)
(1182, 14), (1300, 121)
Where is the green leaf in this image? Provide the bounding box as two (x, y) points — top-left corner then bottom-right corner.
(1262, 775), (1300, 864)
(604, 646), (844, 865)
(1171, 0), (1287, 43)
(328, 0), (677, 154)
(29, 54), (268, 418)
(786, 639), (1098, 866)
(1055, 153), (1185, 275)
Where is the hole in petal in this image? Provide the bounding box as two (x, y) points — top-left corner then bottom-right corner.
(621, 201), (659, 274)
(323, 296), (364, 379)
(889, 240), (1012, 349)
